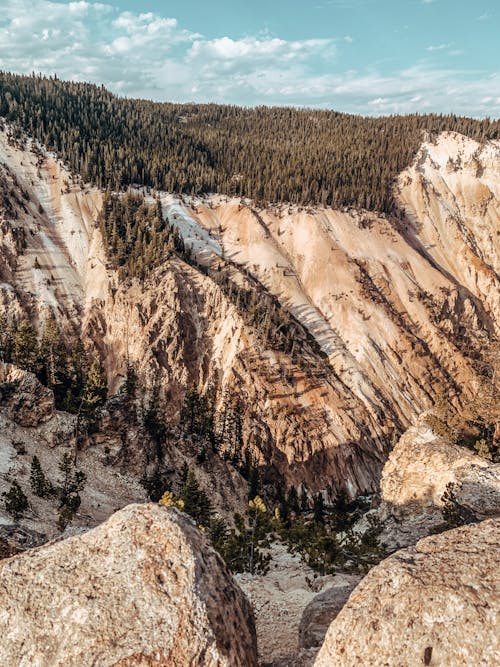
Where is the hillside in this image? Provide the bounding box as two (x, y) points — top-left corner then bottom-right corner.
(0, 122), (498, 506)
(1, 72), (500, 211)
(0, 80), (499, 664)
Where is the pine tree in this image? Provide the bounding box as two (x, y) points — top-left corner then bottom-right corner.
(29, 455), (53, 497)
(222, 496), (272, 575)
(78, 359), (107, 434)
(313, 492), (325, 524)
(39, 314), (66, 399)
(180, 469), (212, 528)
(123, 362), (138, 400)
(12, 320), (39, 374)
(57, 453), (86, 513)
(143, 381), (166, 443)
(2, 482), (29, 519)
(209, 514), (229, 554)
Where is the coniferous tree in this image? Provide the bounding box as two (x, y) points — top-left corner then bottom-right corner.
(57, 452), (86, 513)
(30, 455), (53, 498)
(180, 469), (212, 528)
(78, 360), (107, 434)
(143, 381), (166, 443)
(12, 320), (39, 374)
(2, 482), (29, 519)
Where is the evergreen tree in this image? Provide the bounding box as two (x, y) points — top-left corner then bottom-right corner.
(2, 482), (29, 519)
(180, 469), (212, 528)
(39, 314), (66, 400)
(222, 496), (272, 575)
(123, 362), (138, 400)
(29, 455), (53, 498)
(57, 452), (86, 514)
(143, 381), (166, 443)
(78, 360), (107, 434)
(12, 320), (39, 374)
(313, 492), (325, 524)
(209, 514), (229, 554)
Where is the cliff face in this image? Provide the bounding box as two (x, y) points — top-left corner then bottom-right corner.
(0, 129), (498, 498)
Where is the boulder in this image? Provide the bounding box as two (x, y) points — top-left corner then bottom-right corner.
(0, 362), (55, 427)
(0, 503), (258, 666)
(298, 584), (356, 651)
(314, 518), (500, 667)
(379, 415), (500, 549)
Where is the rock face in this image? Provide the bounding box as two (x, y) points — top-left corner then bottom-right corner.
(1, 129), (499, 497)
(0, 362), (55, 427)
(379, 415), (500, 549)
(0, 504), (258, 667)
(314, 518), (500, 667)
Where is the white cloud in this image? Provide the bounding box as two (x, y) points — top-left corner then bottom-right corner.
(427, 43), (451, 51)
(0, 0), (498, 117)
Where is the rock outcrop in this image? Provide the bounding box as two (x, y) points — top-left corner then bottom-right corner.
(379, 415), (500, 549)
(314, 518), (500, 667)
(0, 362), (54, 427)
(0, 504), (258, 667)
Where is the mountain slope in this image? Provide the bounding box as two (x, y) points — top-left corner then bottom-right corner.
(0, 128), (498, 499)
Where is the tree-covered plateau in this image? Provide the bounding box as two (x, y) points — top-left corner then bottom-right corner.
(1, 71), (499, 212)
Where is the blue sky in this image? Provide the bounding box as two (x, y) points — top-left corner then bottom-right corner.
(0, 0), (498, 116)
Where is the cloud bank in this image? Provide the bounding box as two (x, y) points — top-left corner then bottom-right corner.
(0, 0), (499, 116)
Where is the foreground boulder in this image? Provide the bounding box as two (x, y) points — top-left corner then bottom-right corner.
(314, 518), (500, 667)
(379, 415), (500, 549)
(0, 504), (258, 667)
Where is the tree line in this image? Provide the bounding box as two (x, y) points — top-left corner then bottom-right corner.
(1, 72), (499, 212)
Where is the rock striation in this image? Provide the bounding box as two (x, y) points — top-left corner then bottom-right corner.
(314, 518), (500, 667)
(1, 129), (499, 497)
(0, 504), (258, 667)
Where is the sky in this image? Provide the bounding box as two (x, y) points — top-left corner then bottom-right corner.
(0, 0), (498, 116)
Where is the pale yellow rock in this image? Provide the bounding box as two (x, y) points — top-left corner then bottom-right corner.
(379, 415), (500, 549)
(0, 504), (258, 667)
(1, 129), (499, 497)
(314, 518), (500, 667)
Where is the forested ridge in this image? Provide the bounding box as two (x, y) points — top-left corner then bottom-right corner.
(1, 72), (500, 212)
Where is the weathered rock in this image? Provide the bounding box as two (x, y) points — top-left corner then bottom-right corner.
(0, 504), (258, 667)
(314, 518), (500, 667)
(299, 584), (356, 651)
(379, 415), (500, 549)
(0, 362), (55, 427)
